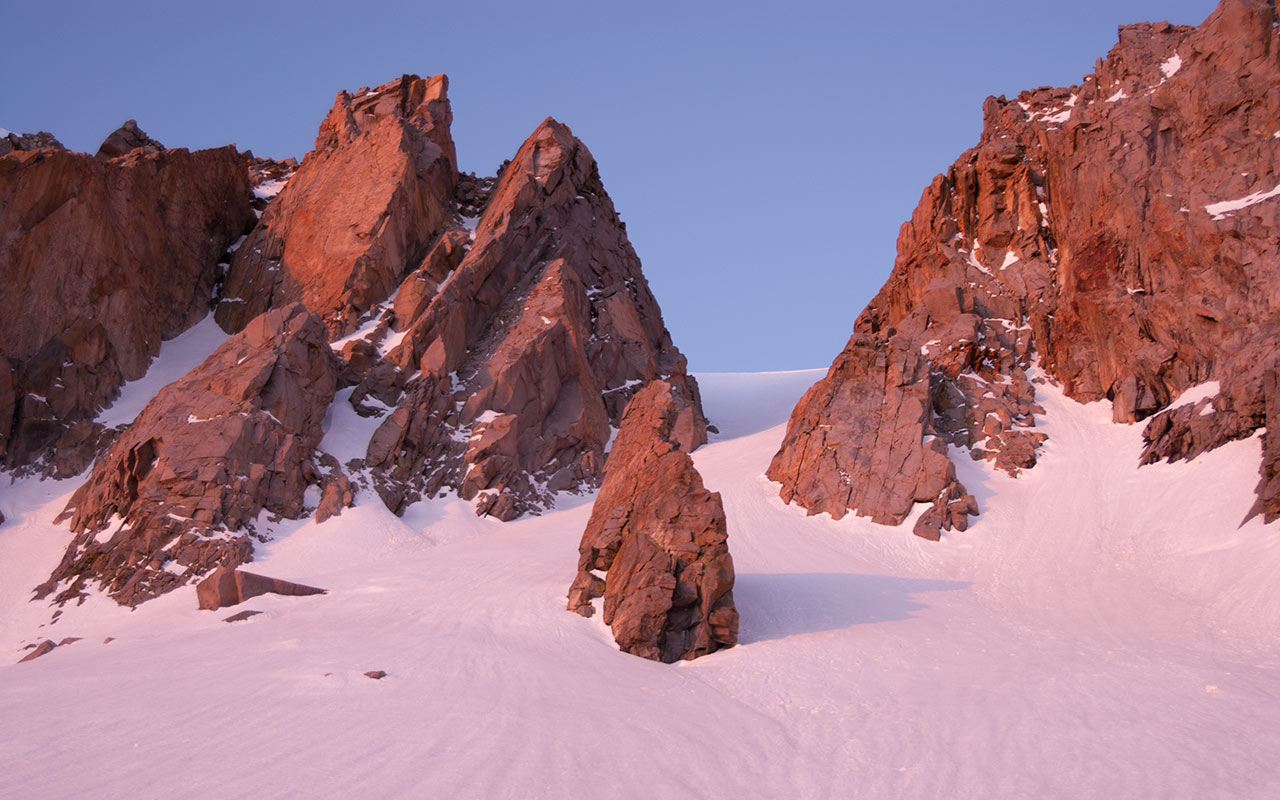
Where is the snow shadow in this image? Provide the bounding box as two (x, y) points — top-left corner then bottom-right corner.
(695, 370), (825, 440)
(734, 572), (970, 644)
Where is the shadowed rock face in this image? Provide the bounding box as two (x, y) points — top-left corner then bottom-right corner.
(568, 380), (737, 662)
(215, 74), (458, 338)
(95, 119), (165, 159)
(0, 143), (254, 474)
(357, 117), (699, 521)
(39, 305), (338, 607)
(770, 0), (1280, 535)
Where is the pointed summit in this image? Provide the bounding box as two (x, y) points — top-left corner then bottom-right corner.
(215, 74), (458, 337)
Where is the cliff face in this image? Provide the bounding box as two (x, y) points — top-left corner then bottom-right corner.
(0, 139), (254, 475)
(567, 379), (736, 663)
(215, 74), (457, 337)
(770, 0), (1280, 535)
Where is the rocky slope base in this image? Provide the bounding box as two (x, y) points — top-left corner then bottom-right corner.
(770, 0), (1280, 536)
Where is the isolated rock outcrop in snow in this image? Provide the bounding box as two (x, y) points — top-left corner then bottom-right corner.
(215, 74), (457, 337)
(196, 566), (326, 611)
(568, 380), (737, 662)
(357, 116), (700, 520)
(39, 305), (338, 606)
(0, 136), (254, 474)
(770, 0), (1280, 536)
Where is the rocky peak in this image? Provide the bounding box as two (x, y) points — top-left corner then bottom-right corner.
(770, 0), (1280, 537)
(10, 74), (706, 612)
(315, 74), (455, 164)
(353, 115), (700, 521)
(215, 73), (458, 337)
(95, 119), (165, 159)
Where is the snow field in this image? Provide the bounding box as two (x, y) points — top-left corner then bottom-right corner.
(1, 367), (1278, 799)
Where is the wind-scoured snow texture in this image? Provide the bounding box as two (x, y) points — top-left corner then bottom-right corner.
(360, 117), (701, 520)
(215, 74), (457, 337)
(0, 142), (254, 475)
(568, 380), (735, 662)
(770, 0), (1280, 533)
(40, 305), (338, 607)
(3, 371), (1280, 798)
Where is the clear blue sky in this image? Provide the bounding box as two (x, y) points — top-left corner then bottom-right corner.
(1, 0), (1215, 372)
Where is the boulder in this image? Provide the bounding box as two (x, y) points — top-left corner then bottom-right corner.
(568, 380), (736, 663)
(17, 640), (57, 663)
(197, 566), (325, 611)
(0, 130), (63, 155)
(95, 119), (165, 159)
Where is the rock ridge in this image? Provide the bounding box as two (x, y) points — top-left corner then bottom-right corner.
(769, 0), (1280, 536)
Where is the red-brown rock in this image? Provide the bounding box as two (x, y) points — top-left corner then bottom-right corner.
(0, 141), (254, 473)
(770, 0), (1280, 533)
(361, 117), (701, 521)
(38, 305), (338, 607)
(768, 334), (977, 540)
(196, 566), (326, 611)
(215, 74), (457, 337)
(17, 640), (57, 664)
(568, 380), (736, 663)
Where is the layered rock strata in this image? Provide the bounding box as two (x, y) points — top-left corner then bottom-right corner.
(0, 136), (254, 474)
(39, 305), (337, 607)
(568, 380), (737, 662)
(215, 74), (457, 337)
(770, 0), (1280, 536)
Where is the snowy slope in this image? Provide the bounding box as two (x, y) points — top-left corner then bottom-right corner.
(1, 367), (1278, 799)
